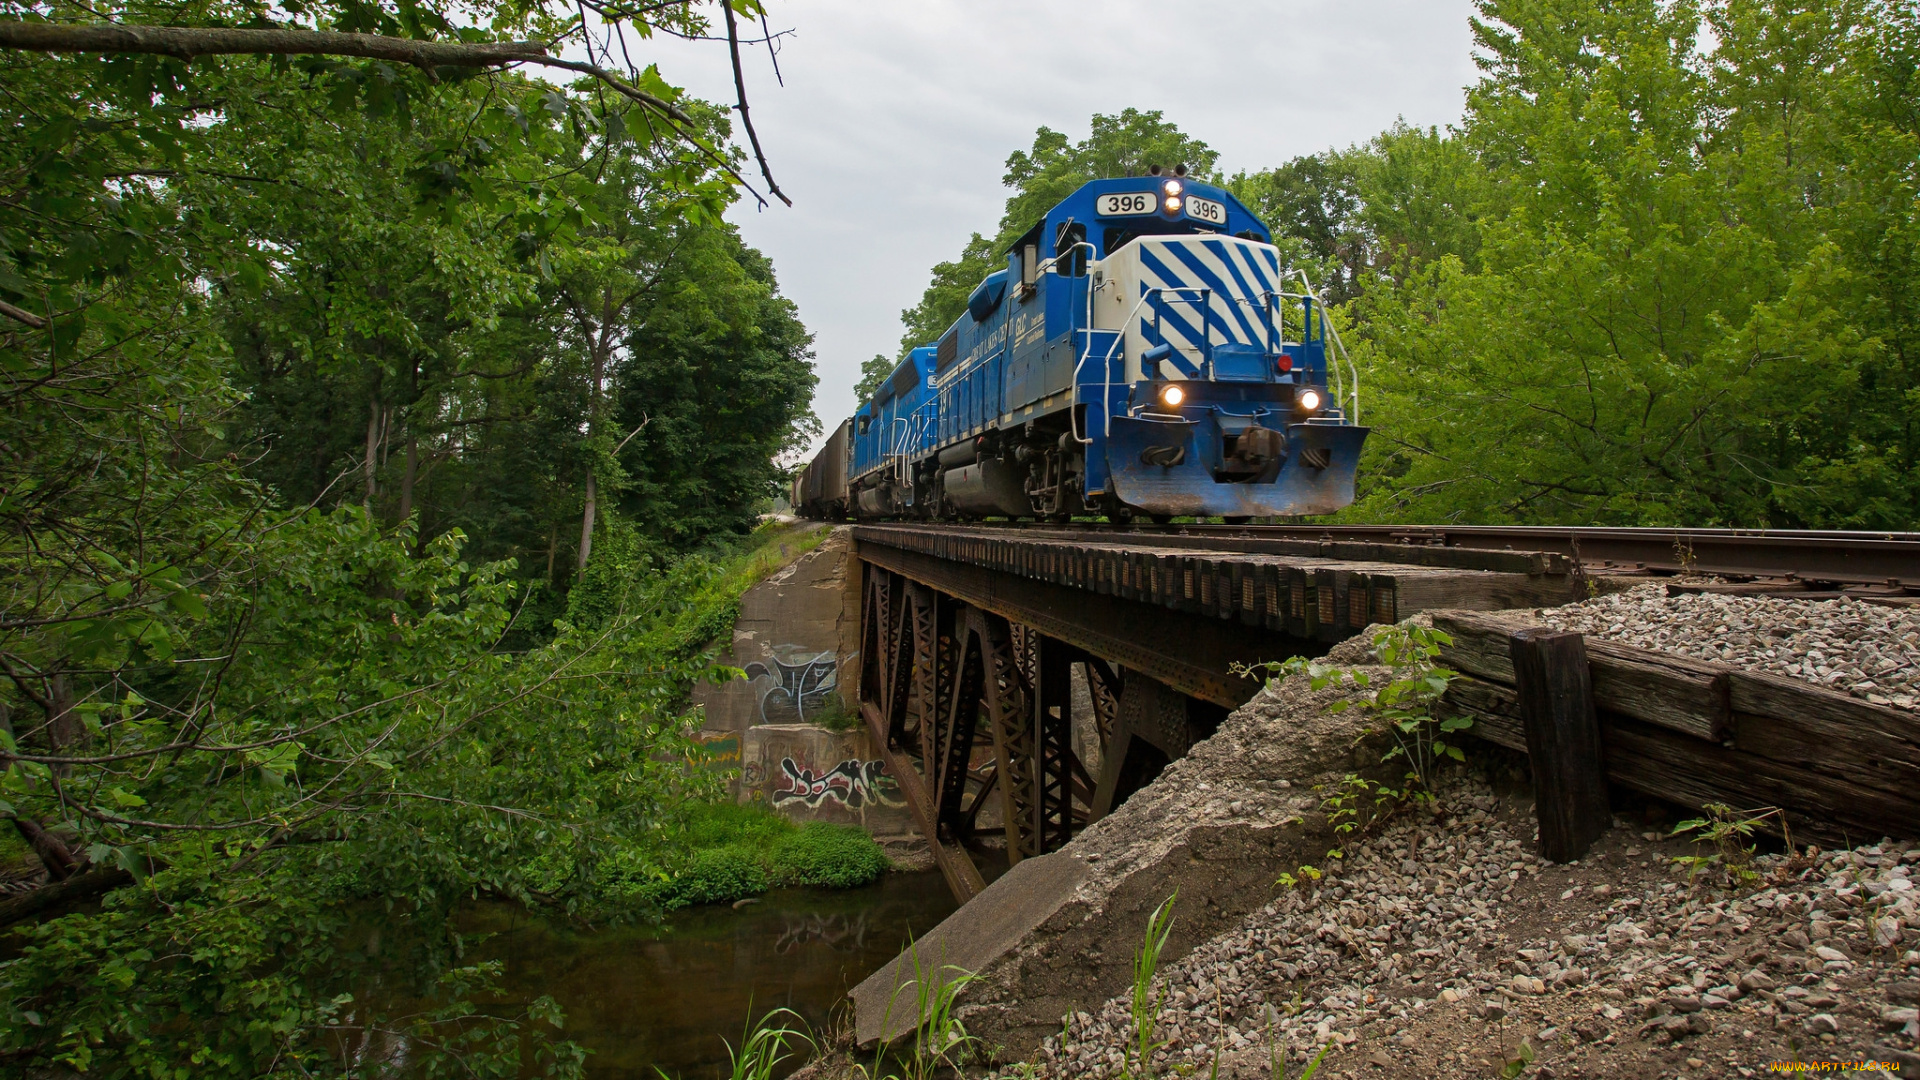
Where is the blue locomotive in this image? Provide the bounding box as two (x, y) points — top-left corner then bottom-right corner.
(791, 169), (1367, 523)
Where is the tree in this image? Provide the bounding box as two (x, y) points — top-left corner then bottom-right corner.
(893, 109), (1219, 357)
(1342, 0), (1918, 529)
(853, 352), (893, 400)
(0, 3), (818, 1073)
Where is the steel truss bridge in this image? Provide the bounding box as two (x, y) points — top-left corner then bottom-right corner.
(849, 522), (1920, 901)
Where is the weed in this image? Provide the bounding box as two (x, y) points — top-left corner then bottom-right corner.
(1321, 774), (1403, 839)
(1497, 1038), (1535, 1078)
(655, 1005), (813, 1080)
(1670, 803), (1785, 888)
(864, 935), (977, 1080)
(1235, 624), (1462, 794)
(1295, 1041), (1334, 1079)
(808, 692), (862, 732)
(1274, 863), (1321, 890)
(1124, 891), (1179, 1077)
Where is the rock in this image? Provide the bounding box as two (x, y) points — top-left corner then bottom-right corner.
(1670, 995), (1704, 1014)
(1663, 1013), (1708, 1037)
(1783, 929), (1811, 949)
(1739, 970), (1777, 993)
(1881, 1007), (1919, 1031)
(1552, 967), (1589, 989)
(1875, 917), (1904, 949)
(1890, 980), (1920, 1005)
(1480, 1001), (1507, 1021)
(1871, 1045), (1920, 1069)
(1814, 945), (1852, 963)
(1803, 1013), (1840, 1036)
(1701, 993), (1731, 1010)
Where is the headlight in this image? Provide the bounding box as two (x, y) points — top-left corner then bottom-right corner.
(1163, 179), (1183, 196)
(1163, 195), (1181, 212)
(1160, 384), (1186, 407)
(1297, 388), (1322, 412)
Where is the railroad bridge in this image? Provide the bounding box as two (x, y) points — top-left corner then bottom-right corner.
(850, 522), (1920, 902)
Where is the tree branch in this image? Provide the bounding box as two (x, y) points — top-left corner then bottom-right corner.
(0, 865), (131, 928)
(0, 297), (47, 329)
(719, 2), (789, 207)
(0, 21), (693, 124)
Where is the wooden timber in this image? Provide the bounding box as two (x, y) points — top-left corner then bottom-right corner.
(1509, 629), (1611, 862)
(1433, 610), (1920, 845)
(854, 525), (1577, 646)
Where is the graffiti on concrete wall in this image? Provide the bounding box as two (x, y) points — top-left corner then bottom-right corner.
(771, 757), (902, 810)
(742, 644), (851, 723)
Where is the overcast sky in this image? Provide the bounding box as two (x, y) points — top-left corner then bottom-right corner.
(634, 1), (1483, 455)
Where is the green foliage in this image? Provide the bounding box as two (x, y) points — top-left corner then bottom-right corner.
(0, 0), (822, 1074)
(1239, 624), (1462, 792)
(1274, 864), (1322, 891)
(1124, 890), (1178, 1078)
(1670, 802), (1783, 888)
(1498, 1038), (1536, 1079)
(1321, 775), (1405, 843)
(771, 823), (893, 890)
(1341, 0), (1920, 528)
(708, 1006), (815, 1080)
(855, 352), (897, 401)
(1229, 122), (1484, 303)
(603, 801), (891, 914)
(864, 937), (977, 1080)
(648, 846), (772, 910)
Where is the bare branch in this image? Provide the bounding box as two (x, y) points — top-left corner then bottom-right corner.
(612, 413), (651, 454)
(719, 2), (789, 207)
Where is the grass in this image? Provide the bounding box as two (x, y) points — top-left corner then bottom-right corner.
(597, 802), (892, 915)
(1124, 891), (1178, 1077)
(653, 1005), (814, 1080)
(861, 934), (977, 1080)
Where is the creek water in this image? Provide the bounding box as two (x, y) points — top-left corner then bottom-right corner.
(396, 870), (958, 1079)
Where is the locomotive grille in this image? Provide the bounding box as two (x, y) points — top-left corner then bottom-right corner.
(936, 329), (958, 372)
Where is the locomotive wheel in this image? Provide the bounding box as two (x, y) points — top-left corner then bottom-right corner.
(1149, 513), (1174, 525)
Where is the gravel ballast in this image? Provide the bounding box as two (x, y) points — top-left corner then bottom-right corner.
(996, 773), (1920, 1079)
(1519, 585), (1920, 711)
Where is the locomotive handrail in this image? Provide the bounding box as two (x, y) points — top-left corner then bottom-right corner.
(1071, 290), (1157, 444)
(1293, 271), (1360, 424)
(1262, 284), (1359, 426)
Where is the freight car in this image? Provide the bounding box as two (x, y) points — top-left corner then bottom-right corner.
(794, 168), (1367, 523)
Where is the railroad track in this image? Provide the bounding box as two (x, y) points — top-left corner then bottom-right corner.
(881, 521), (1920, 598)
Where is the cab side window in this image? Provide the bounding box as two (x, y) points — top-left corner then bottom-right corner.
(1055, 223), (1087, 276)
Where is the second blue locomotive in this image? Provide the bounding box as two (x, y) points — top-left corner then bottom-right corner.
(793, 169), (1367, 523)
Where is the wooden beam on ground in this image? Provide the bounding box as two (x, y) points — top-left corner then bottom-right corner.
(1509, 628), (1610, 862)
(1435, 608), (1920, 846)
